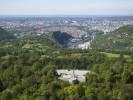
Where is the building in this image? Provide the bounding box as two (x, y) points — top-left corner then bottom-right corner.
(56, 70), (90, 84)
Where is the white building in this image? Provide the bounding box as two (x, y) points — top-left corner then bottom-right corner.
(77, 41), (91, 49)
(56, 70), (90, 83)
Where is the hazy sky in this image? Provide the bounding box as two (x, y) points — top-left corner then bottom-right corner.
(0, 0), (133, 15)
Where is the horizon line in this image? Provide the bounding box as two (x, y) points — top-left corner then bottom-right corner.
(0, 14), (133, 17)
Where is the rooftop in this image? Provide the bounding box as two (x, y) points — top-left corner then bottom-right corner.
(56, 69), (90, 83)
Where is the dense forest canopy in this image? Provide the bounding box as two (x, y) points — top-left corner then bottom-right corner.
(0, 27), (15, 41)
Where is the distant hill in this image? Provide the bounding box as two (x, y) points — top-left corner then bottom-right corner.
(52, 31), (73, 45)
(0, 27), (15, 41)
(91, 25), (133, 51)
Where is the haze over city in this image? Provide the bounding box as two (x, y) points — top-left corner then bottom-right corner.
(0, 0), (133, 15)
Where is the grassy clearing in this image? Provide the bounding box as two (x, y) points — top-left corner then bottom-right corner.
(101, 52), (130, 58)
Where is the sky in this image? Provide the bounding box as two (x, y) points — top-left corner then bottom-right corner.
(0, 0), (133, 15)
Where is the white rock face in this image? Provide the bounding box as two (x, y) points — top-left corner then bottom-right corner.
(56, 70), (90, 83)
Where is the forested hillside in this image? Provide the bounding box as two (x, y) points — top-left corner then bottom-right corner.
(0, 34), (133, 99)
(91, 25), (133, 51)
(52, 31), (73, 45)
(0, 27), (15, 41)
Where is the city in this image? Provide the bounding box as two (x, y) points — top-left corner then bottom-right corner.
(1, 16), (133, 49)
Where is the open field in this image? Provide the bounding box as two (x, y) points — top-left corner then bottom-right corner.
(100, 52), (131, 58)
